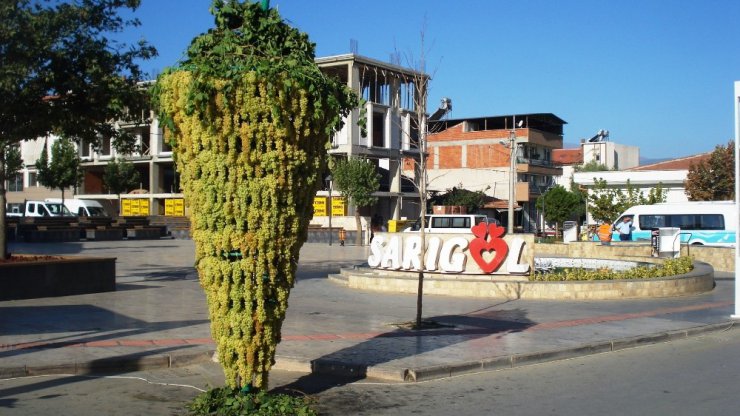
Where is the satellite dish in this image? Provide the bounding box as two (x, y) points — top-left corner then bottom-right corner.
(517, 120), (524, 128)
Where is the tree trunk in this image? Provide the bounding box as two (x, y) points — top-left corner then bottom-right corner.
(354, 208), (362, 246)
(0, 148), (7, 259)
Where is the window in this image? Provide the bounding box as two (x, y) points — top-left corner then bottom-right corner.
(431, 217), (452, 228)
(100, 136), (112, 156)
(450, 217), (471, 228)
(28, 172), (37, 187)
(639, 214), (724, 230)
(80, 139), (92, 158)
(160, 128), (172, 153)
(7, 173), (23, 192)
(672, 214), (724, 230)
(697, 214), (724, 230)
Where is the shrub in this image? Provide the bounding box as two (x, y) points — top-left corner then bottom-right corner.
(530, 256), (693, 281)
(187, 387), (317, 416)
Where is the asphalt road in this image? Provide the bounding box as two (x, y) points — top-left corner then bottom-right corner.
(2, 327), (739, 415)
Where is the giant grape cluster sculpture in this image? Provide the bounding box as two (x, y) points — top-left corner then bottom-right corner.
(152, 1), (356, 389)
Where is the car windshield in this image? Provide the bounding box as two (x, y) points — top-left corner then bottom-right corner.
(87, 207), (107, 217)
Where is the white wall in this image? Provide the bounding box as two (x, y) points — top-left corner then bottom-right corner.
(574, 169), (688, 224)
(582, 141), (639, 170)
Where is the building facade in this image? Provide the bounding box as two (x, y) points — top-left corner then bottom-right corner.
(413, 113), (566, 232)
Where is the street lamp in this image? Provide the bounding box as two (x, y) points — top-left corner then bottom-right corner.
(500, 117), (520, 235)
(541, 185), (554, 238)
(325, 175), (333, 246)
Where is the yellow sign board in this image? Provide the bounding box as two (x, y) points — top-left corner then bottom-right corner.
(165, 199), (185, 216)
(331, 197), (346, 216)
(313, 197), (327, 216)
(121, 199), (149, 216)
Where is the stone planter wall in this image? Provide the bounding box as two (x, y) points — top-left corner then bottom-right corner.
(536, 241), (734, 272)
(0, 256), (116, 301)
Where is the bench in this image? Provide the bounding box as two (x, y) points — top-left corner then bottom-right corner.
(18, 217), (80, 242)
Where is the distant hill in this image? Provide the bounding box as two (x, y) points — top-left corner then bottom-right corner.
(639, 156), (670, 166)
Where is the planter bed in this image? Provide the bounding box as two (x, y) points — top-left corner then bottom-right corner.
(0, 255), (116, 300)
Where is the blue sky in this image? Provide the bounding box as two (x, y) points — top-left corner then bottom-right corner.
(120, 0), (740, 159)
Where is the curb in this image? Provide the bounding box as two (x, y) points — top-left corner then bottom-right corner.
(0, 349), (217, 379)
(309, 321), (738, 382)
(1, 322), (736, 382)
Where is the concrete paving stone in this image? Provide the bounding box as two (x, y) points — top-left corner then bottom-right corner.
(1, 239), (738, 382)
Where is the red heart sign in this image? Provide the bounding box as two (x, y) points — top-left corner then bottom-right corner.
(469, 223), (508, 273)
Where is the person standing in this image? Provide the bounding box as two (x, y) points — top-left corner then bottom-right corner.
(614, 216), (634, 241)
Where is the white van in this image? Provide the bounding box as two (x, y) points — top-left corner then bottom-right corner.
(5, 203), (22, 217)
(45, 198), (108, 217)
(23, 200), (72, 217)
(609, 201), (736, 246)
(404, 214), (490, 234)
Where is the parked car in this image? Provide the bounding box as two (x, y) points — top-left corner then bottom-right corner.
(21, 200), (73, 217)
(45, 198), (108, 217)
(5, 203), (22, 217)
(404, 214), (489, 233)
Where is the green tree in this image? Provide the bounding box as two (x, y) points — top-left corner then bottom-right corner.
(535, 185), (580, 236)
(575, 160), (610, 172)
(569, 179), (588, 223)
(0, 0), (155, 257)
(1, 144), (23, 190)
(35, 137), (83, 207)
(433, 185), (488, 213)
(153, 1), (356, 391)
(103, 157), (141, 213)
(685, 141), (735, 201)
(331, 157), (380, 246)
(587, 178), (666, 223)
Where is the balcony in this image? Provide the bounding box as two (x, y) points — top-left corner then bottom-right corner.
(517, 156), (552, 167)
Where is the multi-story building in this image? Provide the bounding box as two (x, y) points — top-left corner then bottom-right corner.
(7, 54), (429, 232)
(415, 113), (566, 232)
(315, 54), (428, 231)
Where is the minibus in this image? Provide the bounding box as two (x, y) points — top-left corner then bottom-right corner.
(608, 201), (736, 246)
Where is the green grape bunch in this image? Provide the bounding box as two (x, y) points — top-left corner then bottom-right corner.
(152, 0), (356, 390)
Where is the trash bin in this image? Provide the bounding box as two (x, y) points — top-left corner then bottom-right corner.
(563, 221), (578, 244)
(650, 228), (660, 257)
(658, 227), (681, 258)
(387, 219), (410, 233)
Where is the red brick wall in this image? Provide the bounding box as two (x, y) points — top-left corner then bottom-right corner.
(467, 144), (508, 168)
(438, 146), (462, 169)
(428, 123), (517, 142)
